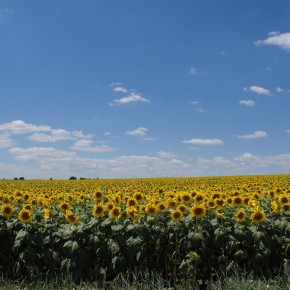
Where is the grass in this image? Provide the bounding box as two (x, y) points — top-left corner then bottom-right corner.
(0, 269), (288, 290)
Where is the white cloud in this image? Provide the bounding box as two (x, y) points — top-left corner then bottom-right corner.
(158, 151), (178, 159)
(8, 146), (192, 178)
(0, 120), (51, 134)
(239, 100), (255, 107)
(71, 139), (115, 152)
(113, 86), (128, 93)
(126, 127), (148, 136)
(182, 138), (224, 145)
(111, 93), (150, 105)
(9, 147), (78, 162)
(0, 120), (93, 142)
(191, 100), (207, 112)
(5, 144), (290, 179)
(276, 87), (284, 93)
(234, 152), (290, 169)
(237, 131), (267, 139)
(286, 130), (290, 134)
(247, 85), (271, 96)
(197, 157), (234, 167)
(255, 32), (290, 51)
(190, 67), (198, 75)
(0, 134), (14, 148)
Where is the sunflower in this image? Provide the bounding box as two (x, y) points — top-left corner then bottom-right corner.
(215, 198), (224, 208)
(166, 198), (178, 209)
(250, 209), (266, 224)
(65, 210), (78, 225)
(207, 200), (215, 209)
(23, 204), (33, 211)
(44, 208), (51, 219)
(235, 208), (247, 222)
(268, 190), (275, 199)
(126, 207), (139, 220)
(271, 201), (279, 214)
(59, 202), (70, 212)
(216, 208), (224, 217)
(157, 202), (167, 212)
(1, 204), (14, 218)
(282, 203), (290, 212)
(109, 206), (122, 220)
(180, 192), (192, 204)
(94, 190), (103, 200)
(178, 204), (187, 213)
(18, 209), (32, 223)
(78, 194), (86, 202)
(133, 192), (144, 203)
(145, 203), (158, 216)
(93, 203), (106, 217)
(243, 197), (250, 206)
(140, 205), (146, 213)
(279, 194), (289, 204)
(225, 197), (233, 205)
(190, 204), (206, 219)
(171, 209), (183, 221)
(29, 198), (38, 206)
(15, 197), (24, 205)
(194, 193), (204, 203)
(212, 192), (221, 200)
(232, 196), (243, 207)
(127, 197), (137, 207)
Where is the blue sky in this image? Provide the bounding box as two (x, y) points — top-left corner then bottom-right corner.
(0, 0), (290, 179)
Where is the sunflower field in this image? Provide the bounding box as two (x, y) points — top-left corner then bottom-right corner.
(0, 175), (289, 285)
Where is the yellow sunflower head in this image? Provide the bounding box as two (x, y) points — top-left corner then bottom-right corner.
(18, 209), (32, 223)
(215, 198), (224, 208)
(145, 203), (158, 216)
(216, 208), (224, 217)
(235, 208), (247, 222)
(127, 198), (137, 207)
(157, 202), (167, 212)
(93, 203), (106, 217)
(194, 193), (204, 203)
(271, 201), (279, 214)
(59, 202), (70, 213)
(94, 190), (103, 200)
(65, 210), (78, 225)
(190, 204), (206, 219)
(109, 206), (122, 220)
(282, 203), (290, 212)
(23, 204), (33, 212)
(166, 198), (178, 209)
(207, 200), (216, 209)
(180, 192), (192, 204)
(250, 209), (266, 224)
(126, 206), (139, 220)
(171, 209), (183, 221)
(232, 196), (243, 207)
(44, 208), (51, 219)
(1, 204), (14, 218)
(177, 204), (187, 213)
(133, 192), (144, 203)
(279, 194), (289, 204)
(106, 202), (114, 211)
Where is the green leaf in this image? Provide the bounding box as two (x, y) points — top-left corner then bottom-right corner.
(108, 240), (120, 254)
(254, 231), (265, 241)
(15, 229), (28, 241)
(111, 224), (124, 232)
(126, 236), (143, 247)
(136, 251), (141, 262)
